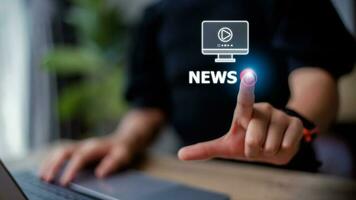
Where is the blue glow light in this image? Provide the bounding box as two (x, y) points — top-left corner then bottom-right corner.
(227, 53), (275, 99)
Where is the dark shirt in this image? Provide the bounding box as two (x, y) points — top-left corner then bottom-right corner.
(125, 0), (356, 171)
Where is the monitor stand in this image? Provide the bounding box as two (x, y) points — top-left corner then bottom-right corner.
(215, 54), (235, 63)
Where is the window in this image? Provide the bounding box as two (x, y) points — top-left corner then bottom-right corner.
(0, 0), (30, 160)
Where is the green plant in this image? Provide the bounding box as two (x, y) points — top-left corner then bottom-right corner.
(42, 0), (128, 133)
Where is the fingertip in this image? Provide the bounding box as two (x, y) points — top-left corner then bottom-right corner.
(177, 146), (204, 161)
(244, 149), (260, 159)
(60, 176), (71, 187)
(95, 167), (107, 179)
(59, 179), (67, 186)
(59, 174), (67, 186)
(178, 146), (198, 161)
(38, 164), (51, 181)
(177, 148), (188, 161)
(263, 147), (278, 157)
(38, 166), (45, 178)
(178, 140), (223, 161)
(41, 169), (53, 182)
(240, 68), (257, 87)
(38, 170), (45, 180)
(95, 156), (119, 179)
(41, 175), (48, 182)
(41, 160), (66, 183)
(46, 174), (54, 183)
(60, 169), (75, 186)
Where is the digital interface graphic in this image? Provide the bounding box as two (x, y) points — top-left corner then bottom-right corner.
(201, 20), (249, 63)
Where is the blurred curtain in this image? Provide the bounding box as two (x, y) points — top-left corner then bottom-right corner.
(28, 0), (59, 150)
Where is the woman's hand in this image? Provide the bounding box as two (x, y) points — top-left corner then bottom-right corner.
(178, 70), (304, 165)
(39, 136), (134, 186)
(39, 108), (166, 186)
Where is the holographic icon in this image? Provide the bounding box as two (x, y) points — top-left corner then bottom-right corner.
(217, 27), (233, 43)
(201, 20), (249, 63)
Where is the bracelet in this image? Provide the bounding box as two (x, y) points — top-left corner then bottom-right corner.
(303, 127), (319, 142)
(283, 108), (319, 143)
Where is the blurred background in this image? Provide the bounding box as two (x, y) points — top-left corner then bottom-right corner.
(0, 0), (355, 178)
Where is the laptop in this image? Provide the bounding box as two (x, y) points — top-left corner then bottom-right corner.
(0, 160), (229, 200)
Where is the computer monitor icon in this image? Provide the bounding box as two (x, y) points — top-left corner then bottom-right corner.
(201, 20), (249, 63)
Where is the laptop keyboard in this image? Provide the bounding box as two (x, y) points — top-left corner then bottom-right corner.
(14, 172), (96, 200)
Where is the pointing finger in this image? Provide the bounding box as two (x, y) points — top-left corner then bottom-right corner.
(41, 149), (72, 182)
(59, 141), (109, 185)
(95, 147), (131, 178)
(235, 68), (257, 128)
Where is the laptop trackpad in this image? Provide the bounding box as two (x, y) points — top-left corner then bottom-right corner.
(70, 170), (229, 200)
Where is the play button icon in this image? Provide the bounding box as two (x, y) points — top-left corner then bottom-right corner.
(217, 27), (233, 43)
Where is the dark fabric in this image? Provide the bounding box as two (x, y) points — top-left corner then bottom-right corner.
(286, 141), (321, 172)
(125, 0), (356, 172)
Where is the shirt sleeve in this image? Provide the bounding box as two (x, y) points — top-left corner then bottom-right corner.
(272, 0), (356, 79)
(124, 3), (170, 112)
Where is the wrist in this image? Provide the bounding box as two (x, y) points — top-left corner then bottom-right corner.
(283, 107), (319, 142)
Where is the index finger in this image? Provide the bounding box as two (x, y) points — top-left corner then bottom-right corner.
(59, 143), (108, 185)
(235, 68), (257, 127)
(59, 154), (88, 186)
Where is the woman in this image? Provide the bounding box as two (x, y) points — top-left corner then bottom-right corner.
(40, 0), (355, 186)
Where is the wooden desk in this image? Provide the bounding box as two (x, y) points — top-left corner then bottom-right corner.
(6, 151), (356, 200)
